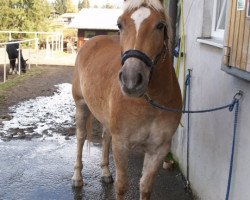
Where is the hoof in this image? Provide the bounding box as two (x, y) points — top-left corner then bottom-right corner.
(101, 175), (114, 184)
(72, 179), (84, 187)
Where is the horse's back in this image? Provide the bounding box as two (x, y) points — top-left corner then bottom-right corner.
(6, 41), (19, 59)
(77, 35), (120, 65)
(72, 35), (121, 125)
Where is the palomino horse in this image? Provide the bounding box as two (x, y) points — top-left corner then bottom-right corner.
(72, 0), (182, 199)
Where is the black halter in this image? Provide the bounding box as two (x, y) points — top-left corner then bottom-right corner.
(121, 45), (166, 72)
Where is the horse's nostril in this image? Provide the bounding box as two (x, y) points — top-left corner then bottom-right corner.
(119, 71), (124, 84)
(136, 73), (143, 87)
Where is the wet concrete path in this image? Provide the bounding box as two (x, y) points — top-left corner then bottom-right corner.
(0, 137), (193, 200)
(0, 83), (193, 200)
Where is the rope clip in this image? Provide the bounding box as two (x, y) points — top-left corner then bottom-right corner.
(233, 90), (243, 101)
(229, 91), (243, 112)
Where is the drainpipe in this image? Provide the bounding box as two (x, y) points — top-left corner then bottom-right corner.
(168, 0), (178, 55)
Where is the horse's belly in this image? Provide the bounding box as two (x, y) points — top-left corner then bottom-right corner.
(76, 36), (121, 127)
(81, 81), (110, 127)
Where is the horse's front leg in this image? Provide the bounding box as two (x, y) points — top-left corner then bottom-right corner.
(101, 129), (113, 183)
(9, 59), (15, 74)
(112, 136), (129, 200)
(140, 142), (171, 200)
(72, 100), (90, 187)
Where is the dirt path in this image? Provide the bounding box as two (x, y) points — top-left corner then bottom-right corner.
(0, 65), (73, 119)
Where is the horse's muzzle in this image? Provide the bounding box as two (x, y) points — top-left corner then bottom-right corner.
(118, 58), (150, 97)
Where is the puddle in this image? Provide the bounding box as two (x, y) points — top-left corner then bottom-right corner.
(0, 83), (76, 141)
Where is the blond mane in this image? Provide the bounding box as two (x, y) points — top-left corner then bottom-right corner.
(123, 0), (164, 11)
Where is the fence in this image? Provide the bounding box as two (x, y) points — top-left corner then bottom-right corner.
(0, 31), (64, 55)
(0, 38), (40, 83)
(0, 31), (64, 83)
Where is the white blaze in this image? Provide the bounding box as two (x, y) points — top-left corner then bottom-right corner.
(131, 7), (151, 35)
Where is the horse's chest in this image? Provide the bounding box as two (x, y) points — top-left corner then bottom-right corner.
(125, 118), (172, 149)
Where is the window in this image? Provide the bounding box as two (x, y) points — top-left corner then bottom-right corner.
(84, 31), (95, 39)
(247, 0), (250, 17)
(211, 0), (228, 39)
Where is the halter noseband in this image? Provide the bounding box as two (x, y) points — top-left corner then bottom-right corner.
(121, 45), (166, 71)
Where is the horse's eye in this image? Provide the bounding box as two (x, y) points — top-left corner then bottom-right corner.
(156, 22), (165, 30)
(117, 23), (122, 30)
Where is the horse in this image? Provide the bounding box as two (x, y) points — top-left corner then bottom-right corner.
(6, 40), (27, 74)
(71, 0), (182, 199)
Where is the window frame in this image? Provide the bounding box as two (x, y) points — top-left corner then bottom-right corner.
(211, 0), (227, 40)
(247, 0), (250, 18)
(84, 30), (95, 39)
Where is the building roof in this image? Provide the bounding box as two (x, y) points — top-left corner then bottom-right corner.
(69, 8), (123, 30)
(54, 13), (77, 26)
(60, 13), (77, 19)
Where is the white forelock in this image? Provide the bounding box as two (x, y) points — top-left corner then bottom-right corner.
(131, 7), (151, 35)
(123, 0), (164, 11)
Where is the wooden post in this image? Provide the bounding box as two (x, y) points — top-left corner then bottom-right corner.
(224, 0), (250, 72)
(8, 32), (11, 41)
(4, 45), (7, 83)
(56, 35), (58, 51)
(61, 32), (64, 52)
(52, 35), (54, 54)
(28, 42), (31, 70)
(18, 46), (21, 75)
(77, 29), (85, 51)
(46, 36), (50, 56)
(223, 46), (231, 65)
(35, 38), (38, 67)
(168, 0), (178, 58)
(35, 33), (38, 51)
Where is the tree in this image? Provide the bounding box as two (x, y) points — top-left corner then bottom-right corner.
(102, 3), (114, 9)
(0, 0), (52, 32)
(78, 0), (89, 10)
(54, 0), (76, 14)
(65, 0), (76, 13)
(54, 0), (66, 14)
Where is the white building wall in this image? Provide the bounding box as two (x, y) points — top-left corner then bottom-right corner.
(171, 1), (250, 200)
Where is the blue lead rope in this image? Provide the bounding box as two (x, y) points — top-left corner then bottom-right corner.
(225, 99), (239, 200)
(144, 72), (242, 200)
(144, 91), (240, 114)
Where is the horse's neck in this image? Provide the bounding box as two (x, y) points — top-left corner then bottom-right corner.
(147, 57), (175, 104)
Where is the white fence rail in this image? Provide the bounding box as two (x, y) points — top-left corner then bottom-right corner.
(0, 31), (64, 52)
(0, 31), (65, 84)
(0, 39), (39, 83)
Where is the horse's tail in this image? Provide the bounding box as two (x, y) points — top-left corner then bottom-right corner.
(86, 112), (94, 141)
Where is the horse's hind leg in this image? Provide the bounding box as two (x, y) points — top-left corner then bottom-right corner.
(9, 59), (15, 74)
(72, 99), (90, 187)
(101, 129), (113, 183)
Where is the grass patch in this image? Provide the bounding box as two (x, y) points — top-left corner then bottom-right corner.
(0, 94), (6, 103)
(0, 66), (45, 103)
(165, 152), (180, 170)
